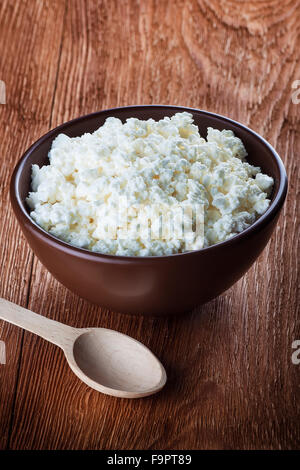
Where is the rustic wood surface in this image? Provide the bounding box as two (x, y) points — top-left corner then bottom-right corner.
(0, 0), (299, 450)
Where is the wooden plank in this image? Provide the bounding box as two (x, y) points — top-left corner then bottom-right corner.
(3, 0), (300, 449)
(0, 0), (66, 449)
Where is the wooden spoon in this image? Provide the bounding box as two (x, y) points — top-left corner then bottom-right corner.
(0, 299), (167, 398)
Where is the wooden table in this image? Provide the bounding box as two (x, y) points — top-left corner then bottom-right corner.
(0, 0), (299, 450)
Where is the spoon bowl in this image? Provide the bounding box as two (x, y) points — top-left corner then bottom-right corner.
(68, 328), (167, 398)
(0, 299), (166, 398)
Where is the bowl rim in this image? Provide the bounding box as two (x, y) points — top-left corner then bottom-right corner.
(10, 104), (288, 262)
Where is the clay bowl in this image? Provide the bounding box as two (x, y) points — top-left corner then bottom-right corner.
(10, 106), (287, 316)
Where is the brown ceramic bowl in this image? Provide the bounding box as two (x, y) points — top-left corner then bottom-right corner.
(10, 106), (287, 316)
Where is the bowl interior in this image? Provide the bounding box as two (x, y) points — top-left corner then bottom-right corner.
(15, 106), (284, 220)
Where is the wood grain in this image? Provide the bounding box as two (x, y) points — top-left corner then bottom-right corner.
(0, 0), (299, 450)
(0, 0), (66, 448)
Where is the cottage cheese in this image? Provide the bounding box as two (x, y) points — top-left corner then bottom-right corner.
(26, 112), (274, 256)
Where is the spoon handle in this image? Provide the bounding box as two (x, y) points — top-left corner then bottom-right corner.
(0, 298), (77, 349)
